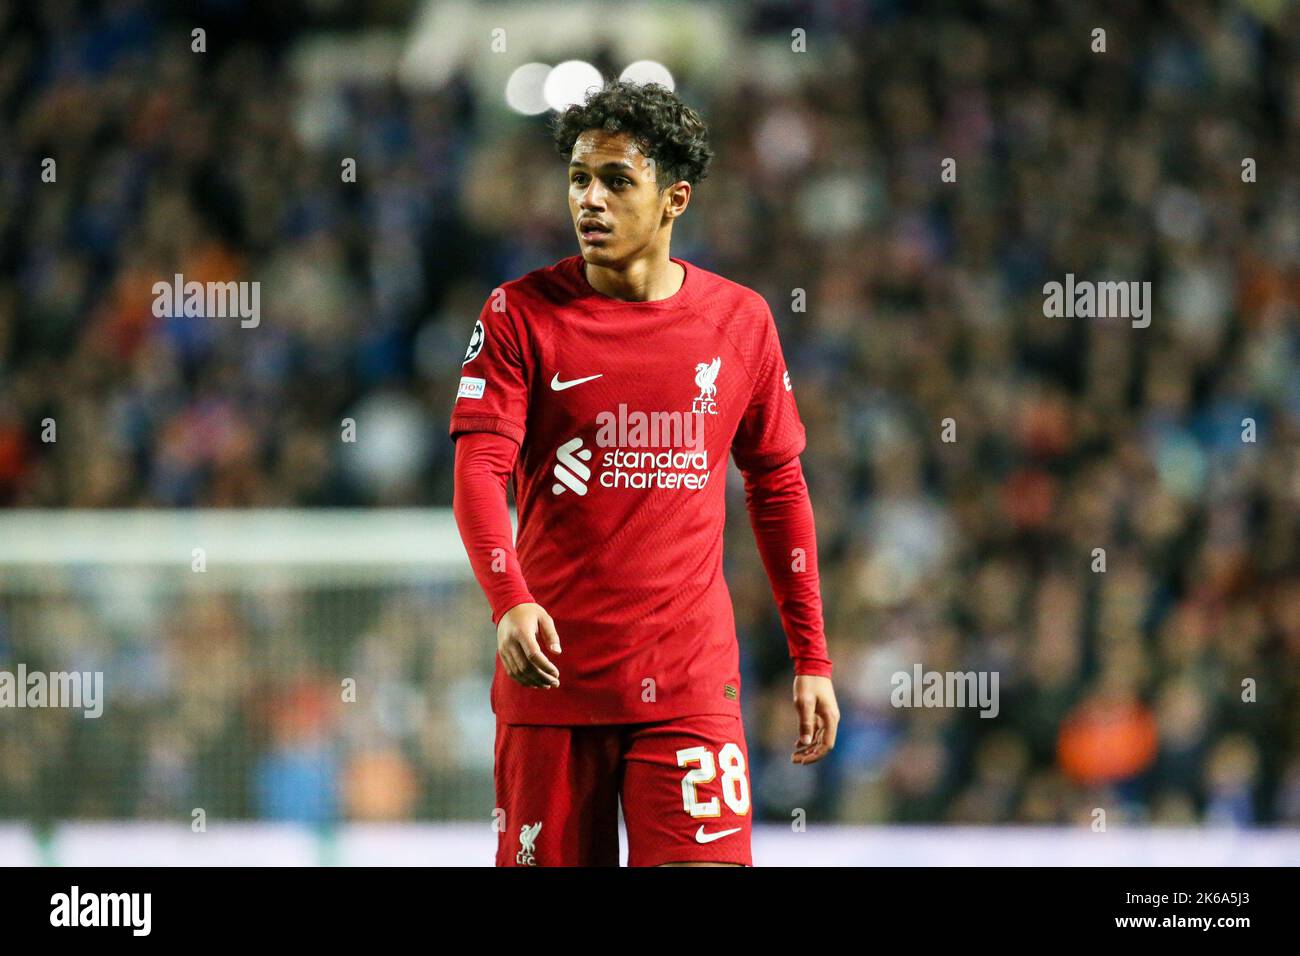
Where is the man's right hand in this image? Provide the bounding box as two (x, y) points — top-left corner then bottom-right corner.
(496, 603), (562, 688)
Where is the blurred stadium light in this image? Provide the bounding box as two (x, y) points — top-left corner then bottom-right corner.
(398, 0), (734, 92)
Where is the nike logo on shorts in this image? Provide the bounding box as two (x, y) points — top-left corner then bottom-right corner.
(551, 373), (603, 391)
(695, 825), (743, 844)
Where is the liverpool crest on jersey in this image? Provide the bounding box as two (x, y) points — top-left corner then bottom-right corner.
(692, 357), (721, 415)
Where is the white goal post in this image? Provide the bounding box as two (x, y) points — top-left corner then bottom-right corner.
(0, 509), (475, 584)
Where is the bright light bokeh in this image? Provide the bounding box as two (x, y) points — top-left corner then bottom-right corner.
(542, 60), (603, 111)
(504, 62), (552, 115)
(619, 60), (674, 91)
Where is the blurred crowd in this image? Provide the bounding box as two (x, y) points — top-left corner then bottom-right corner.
(1, 0), (1298, 827)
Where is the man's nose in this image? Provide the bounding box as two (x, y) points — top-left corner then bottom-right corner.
(580, 180), (606, 209)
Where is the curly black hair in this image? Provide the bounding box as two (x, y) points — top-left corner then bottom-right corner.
(551, 80), (713, 188)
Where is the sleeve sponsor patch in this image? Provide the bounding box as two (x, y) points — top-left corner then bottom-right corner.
(457, 376), (486, 399)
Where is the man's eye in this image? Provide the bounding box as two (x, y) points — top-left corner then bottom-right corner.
(612, 177), (631, 188)
(571, 175), (588, 185)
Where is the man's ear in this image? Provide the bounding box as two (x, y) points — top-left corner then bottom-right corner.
(662, 180), (692, 221)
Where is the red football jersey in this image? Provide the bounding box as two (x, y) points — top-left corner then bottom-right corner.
(450, 256), (808, 724)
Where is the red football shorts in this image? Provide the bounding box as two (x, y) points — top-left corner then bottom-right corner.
(494, 713), (753, 867)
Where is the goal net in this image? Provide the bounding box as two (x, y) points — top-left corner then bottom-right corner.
(0, 509), (496, 831)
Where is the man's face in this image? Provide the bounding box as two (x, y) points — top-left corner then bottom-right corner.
(567, 130), (677, 267)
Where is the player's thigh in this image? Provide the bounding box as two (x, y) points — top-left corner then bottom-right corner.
(620, 713), (753, 867)
(494, 721), (621, 866)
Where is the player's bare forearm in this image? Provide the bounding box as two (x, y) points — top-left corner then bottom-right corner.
(791, 674), (839, 764)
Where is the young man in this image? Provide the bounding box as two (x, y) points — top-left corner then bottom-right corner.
(450, 80), (838, 867)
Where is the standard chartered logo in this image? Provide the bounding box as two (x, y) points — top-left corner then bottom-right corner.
(551, 404), (712, 496)
(552, 437), (593, 495)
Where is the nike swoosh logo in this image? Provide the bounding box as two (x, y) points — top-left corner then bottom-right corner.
(551, 373), (603, 391)
(694, 825), (743, 844)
